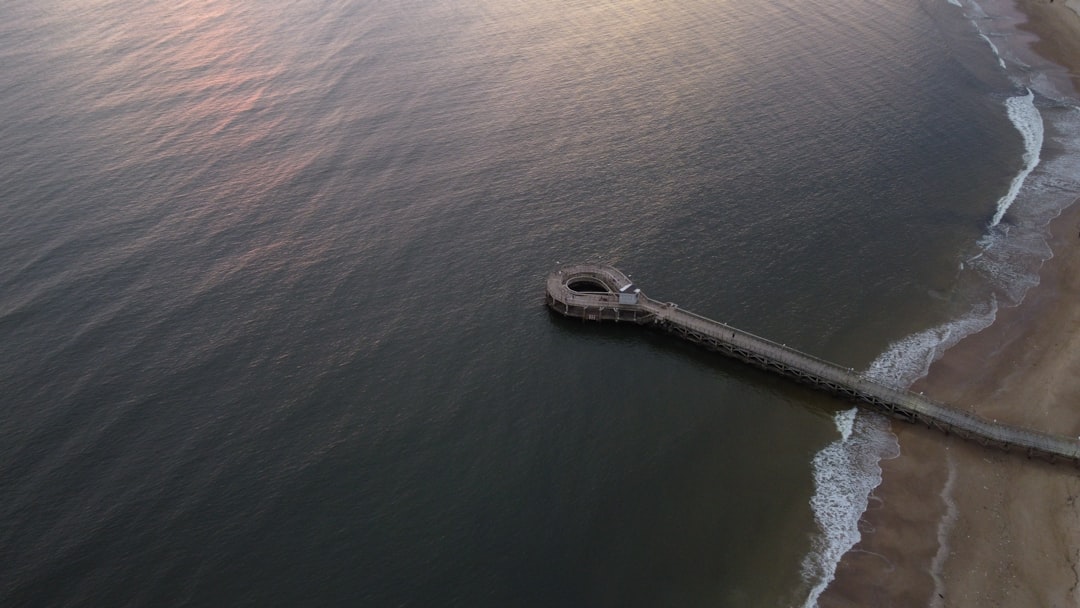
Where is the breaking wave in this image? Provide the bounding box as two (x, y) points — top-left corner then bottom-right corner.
(800, 409), (898, 608)
(990, 89), (1044, 227)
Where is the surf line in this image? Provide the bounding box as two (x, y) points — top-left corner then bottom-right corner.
(990, 89), (1044, 227)
(546, 263), (1080, 466)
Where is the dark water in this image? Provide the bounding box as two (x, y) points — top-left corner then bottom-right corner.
(2, 0), (1078, 606)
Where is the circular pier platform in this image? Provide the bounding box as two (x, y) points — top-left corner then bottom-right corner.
(545, 264), (652, 323)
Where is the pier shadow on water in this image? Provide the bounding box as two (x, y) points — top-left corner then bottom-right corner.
(545, 307), (850, 424)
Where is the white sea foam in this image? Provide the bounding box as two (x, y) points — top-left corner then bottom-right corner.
(964, 97), (1080, 305)
(800, 410), (898, 608)
(990, 90), (1044, 227)
(864, 299), (998, 389)
(969, 228), (1047, 305)
(978, 33), (1007, 70)
(835, 407), (856, 442)
(966, 0), (990, 20)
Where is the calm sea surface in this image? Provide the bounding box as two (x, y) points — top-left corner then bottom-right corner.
(3, 0), (1078, 606)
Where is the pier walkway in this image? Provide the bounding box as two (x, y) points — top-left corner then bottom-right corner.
(546, 264), (1080, 466)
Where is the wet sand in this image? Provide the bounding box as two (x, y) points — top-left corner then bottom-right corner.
(821, 1), (1080, 605)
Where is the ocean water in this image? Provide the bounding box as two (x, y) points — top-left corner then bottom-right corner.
(2, 0), (1078, 606)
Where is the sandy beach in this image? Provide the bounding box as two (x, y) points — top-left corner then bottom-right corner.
(820, 1), (1080, 605)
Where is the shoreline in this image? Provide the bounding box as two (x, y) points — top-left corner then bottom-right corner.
(1021, 0), (1080, 94)
(820, 0), (1080, 605)
(823, 199), (1080, 607)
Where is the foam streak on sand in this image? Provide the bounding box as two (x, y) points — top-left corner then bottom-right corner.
(991, 89), (1043, 227)
(928, 452), (958, 608)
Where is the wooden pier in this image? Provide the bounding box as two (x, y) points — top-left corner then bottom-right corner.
(546, 264), (1080, 466)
